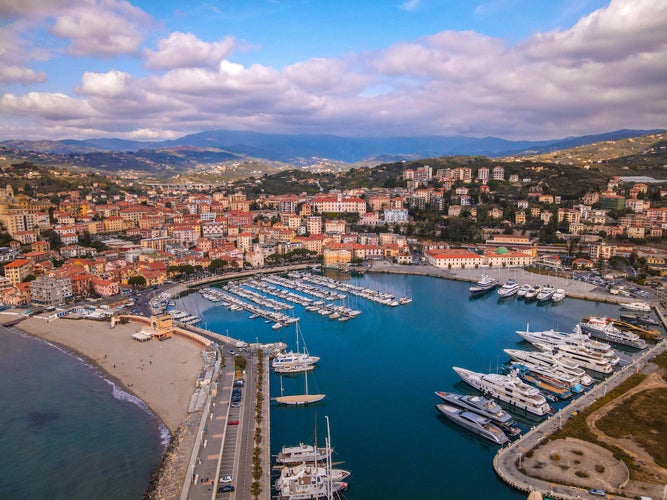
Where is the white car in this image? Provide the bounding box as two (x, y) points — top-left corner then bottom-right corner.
(221, 475), (232, 483)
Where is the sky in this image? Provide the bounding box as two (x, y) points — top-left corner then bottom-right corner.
(0, 0), (665, 142)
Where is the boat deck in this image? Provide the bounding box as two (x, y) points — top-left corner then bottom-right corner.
(275, 394), (325, 405)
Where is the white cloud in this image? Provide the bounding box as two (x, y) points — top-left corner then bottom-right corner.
(144, 32), (236, 70)
(1, 0), (666, 140)
(398, 0), (420, 12)
(0, 64), (46, 84)
(50, 1), (151, 57)
(524, 0), (667, 63)
(77, 70), (132, 97)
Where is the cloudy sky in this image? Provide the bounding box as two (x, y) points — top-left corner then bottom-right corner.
(0, 0), (665, 141)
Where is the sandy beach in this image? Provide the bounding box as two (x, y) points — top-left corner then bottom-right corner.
(14, 316), (205, 434)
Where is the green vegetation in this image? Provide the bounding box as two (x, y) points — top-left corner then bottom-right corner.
(251, 350), (265, 500)
(234, 355), (247, 371)
(596, 387), (667, 468)
(548, 374), (646, 476)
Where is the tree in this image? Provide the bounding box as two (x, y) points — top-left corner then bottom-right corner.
(41, 229), (63, 250)
(128, 275), (147, 288)
(208, 259), (227, 274)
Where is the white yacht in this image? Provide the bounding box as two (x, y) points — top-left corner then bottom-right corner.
(516, 327), (620, 365)
(276, 443), (331, 465)
(524, 285), (542, 301)
(536, 285), (556, 302)
(272, 352), (320, 369)
(452, 367), (552, 417)
(517, 284), (532, 298)
(579, 317), (648, 350)
(551, 289), (567, 303)
(275, 464), (350, 492)
(504, 348), (595, 387)
(498, 280), (520, 298)
(436, 404), (509, 445)
(533, 342), (614, 374)
(469, 275), (498, 295)
(275, 465), (347, 499)
(621, 302), (651, 313)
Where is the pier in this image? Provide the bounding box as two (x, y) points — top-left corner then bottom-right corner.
(493, 337), (667, 499)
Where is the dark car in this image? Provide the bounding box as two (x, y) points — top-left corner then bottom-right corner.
(218, 485), (234, 493)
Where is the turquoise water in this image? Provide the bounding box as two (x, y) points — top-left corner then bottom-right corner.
(195, 273), (626, 500)
(0, 329), (166, 500)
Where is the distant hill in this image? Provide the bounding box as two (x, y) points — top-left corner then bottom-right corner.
(1, 128), (664, 180)
(2, 129), (663, 165)
(514, 130), (667, 167)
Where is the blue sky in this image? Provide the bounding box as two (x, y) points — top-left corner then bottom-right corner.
(0, 0), (665, 141)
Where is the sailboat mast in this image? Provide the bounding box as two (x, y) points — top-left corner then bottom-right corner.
(325, 416), (332, 500)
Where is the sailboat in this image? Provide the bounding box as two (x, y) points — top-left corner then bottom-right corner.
(275, 369), (325, 405)
(272, 321), (320, 374)
(275, 416), (348, 500)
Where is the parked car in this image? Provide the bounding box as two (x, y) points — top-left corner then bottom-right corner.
(218, 485), (234, 493)
(220, 475), (232, 483)
(589, 489), (606, 496)
(228, 420), (239, 426)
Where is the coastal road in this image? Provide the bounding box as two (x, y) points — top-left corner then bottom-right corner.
(231, 353), (258, 500)
(188, 350), (235, 500)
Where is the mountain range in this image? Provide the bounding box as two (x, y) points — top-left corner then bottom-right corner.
(2, 129), (663, 167)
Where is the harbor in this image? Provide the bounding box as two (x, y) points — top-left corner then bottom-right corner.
(170, 271), (658, 499)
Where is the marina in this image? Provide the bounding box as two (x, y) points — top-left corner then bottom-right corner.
(173, 272), (658, 499)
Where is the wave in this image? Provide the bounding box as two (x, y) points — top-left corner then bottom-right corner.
(17, 331), (172, 451)
(104, 379), (171, 449)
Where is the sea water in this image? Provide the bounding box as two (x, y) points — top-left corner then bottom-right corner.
(0, 328), (165, 500)
(191, 272), (627, 500)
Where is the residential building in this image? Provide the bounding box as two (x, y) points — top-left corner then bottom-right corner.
(30, 276), (73, 306)
(4, 258), (33, 285)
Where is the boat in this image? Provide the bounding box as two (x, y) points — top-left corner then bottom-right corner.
(272, 322), (284, 330)
(275, 464), (350, 496)
(503, 348), (595, 387)
(469, 275), (498, 295)
(506, 360), (583, 394)
(516, 325), (621, 366)
(524, 285), (541, 301)
(434, 391), (521, 436)
(436, 403), (509, 445)
(619, 313), (659, 327)
(506, 364), (572, 399)
(452, 367), (552, 417)
(398, 297), (412, 304)
(272, 322), (320, 373)
(275, 416), (348, 499)
(579, 317), (648, 350)
(498, 280), (520, 298)
(275, 370), (325, 405)
(536, 285), (555, 302)
(533, 342), (614, 374)
(551, 289), (566, 303)
(276, 443), (331, 465)
(517, 284), (532, 298)
(621, 302), (651, 313)
(611, 318), (661, 339)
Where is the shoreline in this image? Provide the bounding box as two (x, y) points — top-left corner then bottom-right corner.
(13, 325), (171, 445)
(6, 315), (209, 498)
